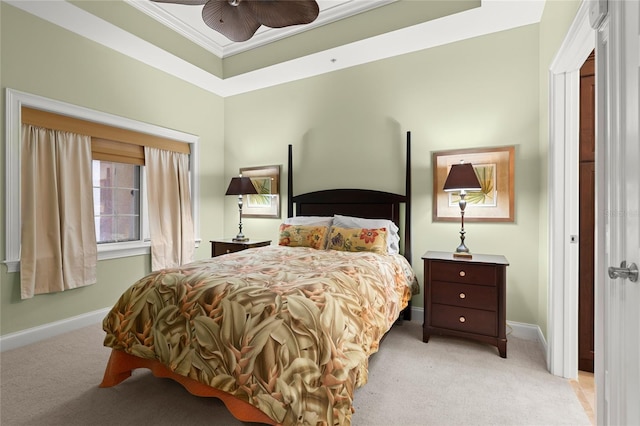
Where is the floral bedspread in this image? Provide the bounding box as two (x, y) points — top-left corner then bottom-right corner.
(103, 245), (417, 425)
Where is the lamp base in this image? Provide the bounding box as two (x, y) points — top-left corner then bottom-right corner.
(453, 252), (473, 259)
(232, 236), (249, 242)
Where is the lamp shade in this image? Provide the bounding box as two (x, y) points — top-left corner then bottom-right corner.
(443, 163), (482, 192)
(225, 176), (258, 196)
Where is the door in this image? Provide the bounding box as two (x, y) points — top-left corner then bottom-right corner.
(579, 51), (595, 373)
(596, 1), (640, 424)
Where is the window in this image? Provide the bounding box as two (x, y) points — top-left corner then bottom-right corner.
(92, 160), (151, 255)
(4, 89), (201, 272)
(93, 160), (141, 244)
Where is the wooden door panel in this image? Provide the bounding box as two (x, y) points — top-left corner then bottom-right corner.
(578, 50), (595, 373)
(579, 162), (595, 372)
(580, 52), (595, 162)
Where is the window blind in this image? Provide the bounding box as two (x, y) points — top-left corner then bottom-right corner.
(21, 106), (190, 165)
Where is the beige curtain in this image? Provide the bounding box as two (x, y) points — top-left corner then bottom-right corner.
(144, 147), (195, 271)
(20, 124), (97, 299)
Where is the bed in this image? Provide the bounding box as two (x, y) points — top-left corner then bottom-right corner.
(101, 134), (417, 425)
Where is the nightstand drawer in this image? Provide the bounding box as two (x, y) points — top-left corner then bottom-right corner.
(431, 261), (497, 286)
(213, 242), (243, 256)
(210, 239), (271, 257)
(431, 304), (497, 336)
(431, 281), (497, 311)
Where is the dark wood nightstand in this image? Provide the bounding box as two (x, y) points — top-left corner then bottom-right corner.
(210, 239), (271, 257)
(422, 251), (509, 358)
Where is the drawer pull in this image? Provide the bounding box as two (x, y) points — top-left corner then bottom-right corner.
(459, 292), (466, 299)
(459, 270), (466, 277)
(459, 316), (466, 323)
(226, 249), (231, 254)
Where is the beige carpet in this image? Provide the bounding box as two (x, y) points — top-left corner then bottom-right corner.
(0, 320), (590, 426)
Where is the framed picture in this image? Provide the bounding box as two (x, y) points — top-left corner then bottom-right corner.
(432, 146), (515, 222)
(240, 165), (281, 218)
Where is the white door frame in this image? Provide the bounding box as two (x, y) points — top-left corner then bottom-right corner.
(547, 1), (596, 379)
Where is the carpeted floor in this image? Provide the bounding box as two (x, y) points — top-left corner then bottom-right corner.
(0, 320), (590, 425)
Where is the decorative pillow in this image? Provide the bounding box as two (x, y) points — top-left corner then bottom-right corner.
(283, 216), (333, 227)
(326, 226), (388, 254)
(278, 224), (329, 250)
(332, 214), (400, 254)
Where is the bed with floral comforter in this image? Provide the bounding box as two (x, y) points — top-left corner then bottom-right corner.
(102, 245), (417, 425)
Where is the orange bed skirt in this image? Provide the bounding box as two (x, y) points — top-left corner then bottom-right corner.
(100, 349), (278, 425)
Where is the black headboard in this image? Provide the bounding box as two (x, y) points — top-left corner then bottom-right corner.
(291, 189), (405, 226)
(286, 131), (412, 262)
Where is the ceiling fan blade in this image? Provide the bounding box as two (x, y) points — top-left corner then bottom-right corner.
(246, 0), (319, 28)
(202, 0), (261, 42)
(150, 0), (208, 5)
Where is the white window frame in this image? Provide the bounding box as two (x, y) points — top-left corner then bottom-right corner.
(4, 88), (201, 272)
(92, 159), (148, 246)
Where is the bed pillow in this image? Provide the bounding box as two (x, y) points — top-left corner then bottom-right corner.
(278, 224), (329, 250)
(283, 216), (333, 227)
(332, 214), (400, 254)
(326, 226), (388, 254)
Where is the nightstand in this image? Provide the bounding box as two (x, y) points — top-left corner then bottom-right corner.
(422, 251), (509, 358)
(210, 239), (271, 257)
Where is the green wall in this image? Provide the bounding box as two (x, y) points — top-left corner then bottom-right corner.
(0, 3), (224, 335)
(225, 24), (542, 325)
(1, 0), (583, 340)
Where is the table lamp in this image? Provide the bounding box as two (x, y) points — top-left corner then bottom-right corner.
(443, 161), (482, 258)
(225, 175), (258, 242)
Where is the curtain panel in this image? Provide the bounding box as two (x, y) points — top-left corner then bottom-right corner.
(144, 147), (195, 271)
(20, 124), (97, 299)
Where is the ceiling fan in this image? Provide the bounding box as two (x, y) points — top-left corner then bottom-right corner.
(151, 0), (320, 42)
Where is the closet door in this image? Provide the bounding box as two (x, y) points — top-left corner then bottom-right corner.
(578, 52), (595, 373)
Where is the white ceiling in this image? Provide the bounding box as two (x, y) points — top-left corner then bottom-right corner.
(127, 0), (397, 58)
(6, 0), (546, 97)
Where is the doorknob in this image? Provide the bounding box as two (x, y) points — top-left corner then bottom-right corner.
(608, 261), (639, 282)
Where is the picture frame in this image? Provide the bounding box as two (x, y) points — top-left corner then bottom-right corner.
(432, 146), (515, 222)
(240, 165), (281, 218)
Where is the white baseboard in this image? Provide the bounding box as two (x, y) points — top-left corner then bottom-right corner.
(0, 307), (111, 352)
(409, 306), (424, 324)
(507, 320), (543, 342)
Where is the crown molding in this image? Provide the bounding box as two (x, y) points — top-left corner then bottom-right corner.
(4, 0), (545, 97)
(127, 0), (396, 58)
